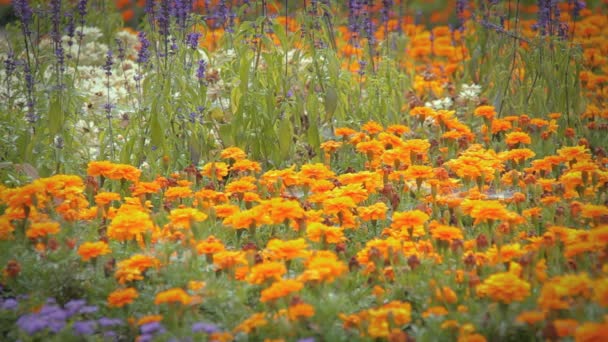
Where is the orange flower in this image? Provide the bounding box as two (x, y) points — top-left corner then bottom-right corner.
(334, 127), (357, 139)
(154, 288), (192, 305)
(0, 216), (14, 240)
(107, 206), (154, 242)
(473, 105), (496, 120)
(220, 147), (247, 161)
(575, 322), (608, 342)
(94, 192), (121, 206)
(107, 287), (139, 308)
(505, 131), (532, 146)
(26, 221), (60, 239)
(200, 162), (229, 180)
(260, 279), (303, 302)
(164, 186), (193, 201)
(195, 235), (225, 255)
(87, 161), (116, 178)
(288, 302), (315, 321)
(259, 198), (305, 225)
(299, 251), (347, 283)
(137, 314), (163, 326)
(131, 181), (161, 196)
(213, 250), (248, 270)
(516, 310), (545, 325)
(222, 206), (271, 230)
(225, 179), (257, 194)
(391, 210), (429, 229)
(322, 196), (356, 216)
(431, 224), (463, 242)
(169, 208), (208, 229)
(422, 306), (449, 318)
(247, 261), (287, 284)
(466, 200), (511, 225)
(230, 159), (262, 173)
(233, 313), (268, 334)
(298, 163), (335, 181)
(266, 238), (309, 261)
(306, 222), (345, 244)
(476, 272), (531, 304)
(78, 241), (112, 262)
(361, 120), (384, 135)
(357, 202), (388, 221)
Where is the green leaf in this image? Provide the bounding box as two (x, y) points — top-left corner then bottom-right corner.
(324, 86), (338, 122)
(48, 96), (63, 135)
(277, 119), (293, 162)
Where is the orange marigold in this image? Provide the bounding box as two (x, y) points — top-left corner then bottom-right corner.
(154, 288), (192, 305)
(473, 105), (496, 120)
(260, 279), (303, 302)
(505, 131), (532, 146)
(107, 287), (139, 308)
(476, 272), (531, 304)
(78, 241), (112, 262)
(26, 221), (60, 239)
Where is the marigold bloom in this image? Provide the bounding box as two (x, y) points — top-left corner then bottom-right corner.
(361, 120), (384, 135)
(225, 179), (257, 194)
(473, 105), (496, 120)
(259, 198), (306, 225)
(233, 313), (268, 334)
(288, 303), (315, 321)
(78, 241), (112, 262)
(306, 222), (345, 244)
(516, 310), (545, 325)
(220, 147), (247, 161)
(169, 208), (208, 229)
(94, 192), (121, 206)
(391, 210), (429, 229)
(322, 196), (357, 215)
(553, 319), (578, 338)
(223, 206), (271, 230)
(581, 204), (608, 221)
(466, 200), (512, 225)
(367, 301), (412, 338)
(131, 181), (161, 196)
(231, 159), (261, 173)
(422, 306), (449, 318)
(107, 287), (139, 308)
(107, 206), (154, 242)
(356, 140), (385, 157)
(266, 238), (309, 260)
(320, 140), (343, 154)
(260, 279), (303, 302)
(505, 131), (532, 146)
(299, 251), (347, 283)
(200, 162), (229, 180)
(298, 163), (335, 180)
(0, 217), (14, 240)
(195, 235), (225, 255)
(334, 127), (357, 138)
(357, 202), (388, 221)
(247, 261), (287, 284)
(575, 322), (608, 342)
(26, 221), (61, 239)
(87, 161), (116, 178)
(213, 250), (248, 270)
(164, 186), (193, 201)
(476, 272), (531, 303)
(431, 224), (463, 242)
(137, 315), (163, 326)
(154, 288), (192, 305)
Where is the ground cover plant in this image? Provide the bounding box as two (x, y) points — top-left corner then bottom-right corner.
(0, 0), (607, 341)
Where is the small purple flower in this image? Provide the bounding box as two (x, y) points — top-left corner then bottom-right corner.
(137, 334), (154, 342)
(140, 321), (165, 335)
(1, 298), (18, 311)
(191, 322), (219, 334)
(297, 338), (316, 342)
(65, 299), (86, 317)
(98, 317), (123, 327)
(196, 59), (207, 80)
(186, 32), (201, 50)
(79, 305), (98, 315)
(17, 314), (47, 335)
(73, 320), (97, 335)
(103, 50), (113, 77)
(137, 32), (151, 64)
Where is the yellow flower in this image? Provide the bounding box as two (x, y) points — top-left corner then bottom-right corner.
(247, 261), (287, 285)
(168, 208), (208, 229)
(154, 288), (192, 305)
(260, 279), (303, 302)
(476, 272), (531, 304)
(78, 241), (112, 262)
